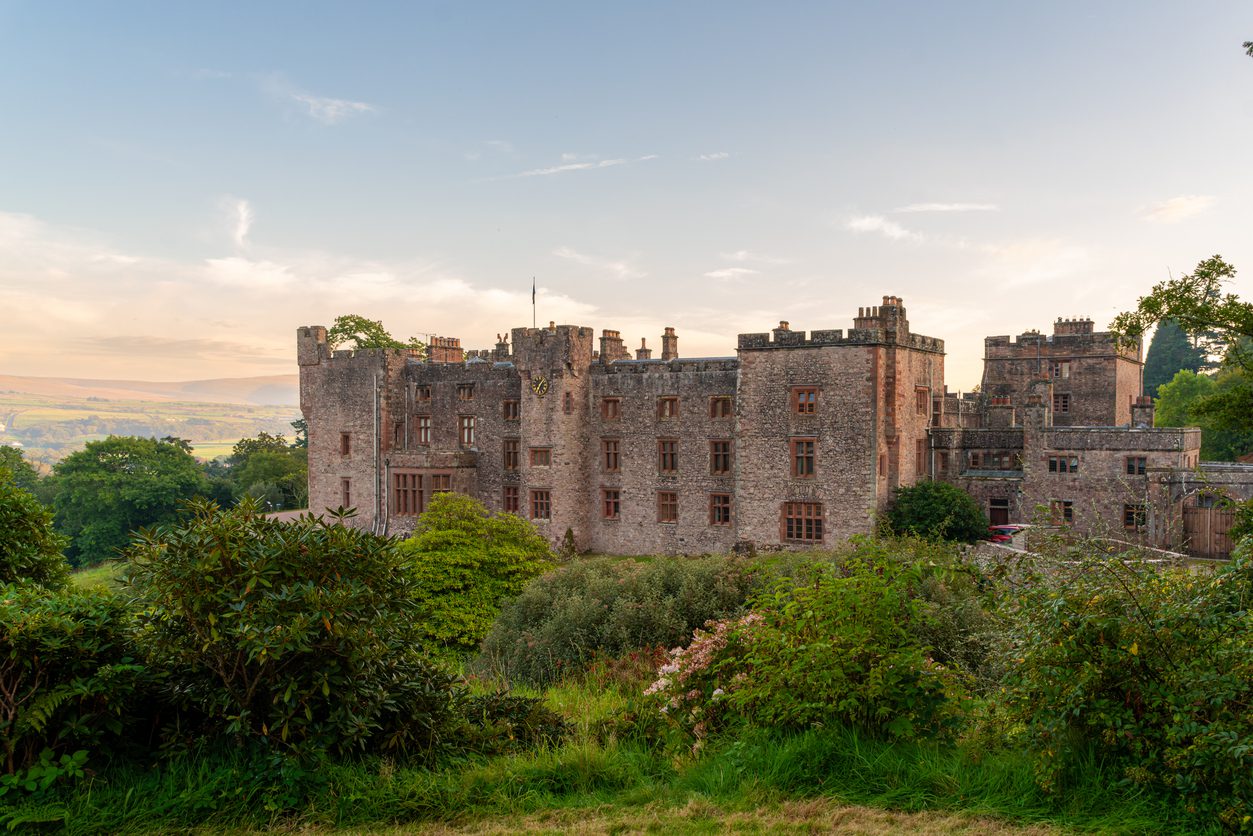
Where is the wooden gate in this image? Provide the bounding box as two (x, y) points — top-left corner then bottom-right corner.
(1183, 506), (1237, 558)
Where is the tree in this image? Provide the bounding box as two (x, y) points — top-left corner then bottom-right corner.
(1113, 256), (1253, 456)
(886, 481), (988, 543)
(1142, 318), (1207, 398)
(396, 493), (554, 654)
(290, 418), (308, 449)
(326, 314), (426, 353)
(0, 447), (41, 494)
(1156, 369), (1253, 462)
(0, 467), (69, 588)
(225, 431), (308, 510)
(1244, 40), (1252, 57)
(122, 500), (462, 758)
(50, 436), (210, 567)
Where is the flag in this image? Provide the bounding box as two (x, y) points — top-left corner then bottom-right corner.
(532, 277), (536, 304)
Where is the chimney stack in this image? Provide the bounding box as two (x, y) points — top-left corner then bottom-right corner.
(661, 327), (678, 361)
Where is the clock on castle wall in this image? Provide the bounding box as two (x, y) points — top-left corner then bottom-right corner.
(530, 374), (550, 397)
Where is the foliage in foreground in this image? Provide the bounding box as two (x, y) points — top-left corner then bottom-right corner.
(398, 492), (554, 655)
(999, 544), (1253, 829)
(0, 469), (69, 590)
(123, 500), (465, 759)
(886, 481), (988, 543)
(478, 555), (762, 687)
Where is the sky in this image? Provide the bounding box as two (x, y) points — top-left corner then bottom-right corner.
(1, 1), (1251, 390)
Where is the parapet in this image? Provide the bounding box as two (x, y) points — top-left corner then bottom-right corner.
(738, 325), (943, 353)
(1054, 317), (1094, 336)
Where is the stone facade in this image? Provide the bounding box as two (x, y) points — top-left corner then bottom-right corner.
(299, 297), (1253, 557)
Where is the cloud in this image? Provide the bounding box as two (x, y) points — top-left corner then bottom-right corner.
(1139, 194), (1215, 224)
(78, 335), (285, 363)
(261, 74), (376, 125)
(489, 154), (658, 180)
(698, 151), (730, 161)
(221, 197), (253, 247)
(976, 240), (1093, 288)
(720, 249), (792, 265)
(465, 139), (516, 161)
(846, 215), (926, 243)
(703, 267), (758, 280)
(552, 246), (645, 279)
(894, 202), (998, 213)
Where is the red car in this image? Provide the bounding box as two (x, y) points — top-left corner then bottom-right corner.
(987, 524), (1029, 543)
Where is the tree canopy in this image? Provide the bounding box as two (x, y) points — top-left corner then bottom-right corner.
(50, 436), (210, 566)
(885, 481), (988, 543)
(326, 314), (426, 353)
(0, 447), (41, 494)
(1142, 318), (1207, 399)
(0, 466), (69, 588)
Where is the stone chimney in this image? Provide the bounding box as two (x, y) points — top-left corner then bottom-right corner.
(636, 337), (652, 360)
(1131, 395), (1155, 429)
(494, 333), (510, 361)
(661, 327), (678, 361)
(428, 336), (464, 364)
(599, 329), (628, 365)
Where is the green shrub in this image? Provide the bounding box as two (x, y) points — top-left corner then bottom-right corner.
(122, 500), (463, 760)
(397, 493), (554, 655)
(999, 543), (1253, 828)
(478, 556), (760, 687)
(0, 585), (146, 779)
(886, 481), (988, 543)
(647, 551), (971, 748)
(0, 470), (69, 590)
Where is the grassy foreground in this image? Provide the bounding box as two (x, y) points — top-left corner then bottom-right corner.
(50, 677), (1195, 836)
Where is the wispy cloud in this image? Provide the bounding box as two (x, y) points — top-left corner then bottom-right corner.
(704, 267), (758, 280)
(894, 202), (998, 213)
(261, 74), (376, 125)
(489, 154), (658, 180)
(1139, 194), (1215, 224)
(465, 139), (517, 161)
(846, 215), (926, 243)
(221, 197), (253, 248)
(552, 246), (645, 279)
(720, 249), (792, 265)
(698, 151), (730, 161)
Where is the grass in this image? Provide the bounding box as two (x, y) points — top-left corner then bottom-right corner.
(69, 560), (125, 590)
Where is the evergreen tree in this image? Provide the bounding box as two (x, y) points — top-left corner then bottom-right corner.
(1143, 318), (1206, 398)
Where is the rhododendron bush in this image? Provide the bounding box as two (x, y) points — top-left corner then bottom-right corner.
(647, 553), (971, 745)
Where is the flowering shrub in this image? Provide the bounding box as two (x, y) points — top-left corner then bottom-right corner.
(647, 554), (971, 746)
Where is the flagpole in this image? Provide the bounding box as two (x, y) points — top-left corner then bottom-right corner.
(532, 277), (536, 329)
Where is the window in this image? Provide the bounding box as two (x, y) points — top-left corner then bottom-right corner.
(710, 440), (732, 475)
(457, 384), (474, 401)
(915, 387), (929, 415)
(503, 439), (520, 471)
(530, 447), (551, 467)
(1126, 456), (1147, 475)
(458, 415), (475, 446)
(969, 450), (1019, 471)
(340, 432), (351, 456)
(1052, 360), (1071, 379)
(340, 478), (352, 508)
(601, 398), (621, 420)
(1050, 500), (1074, 525)
(393, 422), (403, 448)
(790, 438), (816, 478)
(502, 400), (520, 420)
(916, 438), (928, 477)
(1047, 455), (1079, 474)
(709, 396), (733, 418)
(531, 490), (551, 520)
(503, 485), (519, 513)
(1053, 393), (1071, 414)
(601, 489), (620, 520)
(430, 472), (451, 494)
(937, 451), (949, 474)
(658, 439), (678, 473)
(1124, 503), (1146, 529)
(563, 391), (574, 415)
(393, 471), (422, 515)
(658, 397), (680, 419)
(792, 387), (819, 415)
(989, 497), (1010, 526)
(782, 501), (823, 543)
(602, 438), (620, 472)
(657, 491), (678, 523)
(415, 415), (431, 445)
(709, 493), (732, 526)
(414, 385), (431, 401)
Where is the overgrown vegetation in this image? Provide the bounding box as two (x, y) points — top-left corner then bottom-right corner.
(886, 480), (989, 543)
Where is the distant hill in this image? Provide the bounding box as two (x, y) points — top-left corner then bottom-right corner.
(0, 374), (299, 406)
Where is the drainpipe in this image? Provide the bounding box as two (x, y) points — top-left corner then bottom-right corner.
(373, 372), (381, 534)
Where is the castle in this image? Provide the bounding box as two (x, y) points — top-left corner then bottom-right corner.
(298, 296), (1251, 558)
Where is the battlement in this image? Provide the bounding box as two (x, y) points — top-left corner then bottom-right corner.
(592, 357), (739, 376)
(1054, 316), (1094, 336)
(738, 327), (943, 353)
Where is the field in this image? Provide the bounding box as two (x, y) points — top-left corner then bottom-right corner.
(0, 389), (300, 469)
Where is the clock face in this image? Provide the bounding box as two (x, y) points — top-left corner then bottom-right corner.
(530, 375), (550, 397)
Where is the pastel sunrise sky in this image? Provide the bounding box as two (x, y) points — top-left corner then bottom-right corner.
(2, 1), (1251, 389)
